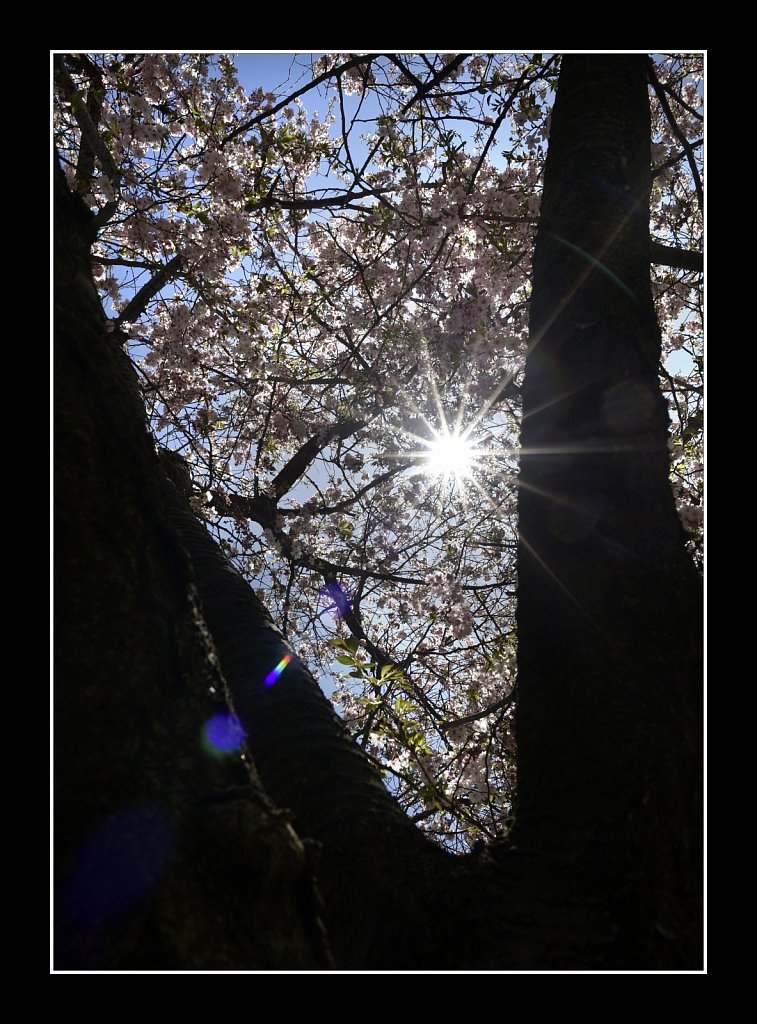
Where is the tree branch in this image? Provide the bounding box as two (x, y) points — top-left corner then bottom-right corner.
(441, 695), (514, 733)
(400, 54), (468, 115)
(224, 54), (383, 143)
(211, 487), (424, 586)
(657, 77), (703, 122)
(55, 56), (121, 228)
(74, 67), (104, 194)
(271, 418), (366, 499)
(652, 137), (703, 177)
(647, 60), (704, 213)
(245, 185), (394, 214)
(386, 55), (423, 91)
(466, 68), (530, 195)
(92, 255), (159, 270)
(650, 241), (703, 273)
(283, 467), (404, 517)
(114, 254), (183, 328)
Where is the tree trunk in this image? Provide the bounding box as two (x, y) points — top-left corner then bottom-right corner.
(54, 163), (330, 970)
(165, 492), (456, 969)
(54, 53), (703, 972)
(515, 55), (702, 966)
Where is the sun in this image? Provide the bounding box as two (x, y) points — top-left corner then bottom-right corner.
(424, 430), (477, 480)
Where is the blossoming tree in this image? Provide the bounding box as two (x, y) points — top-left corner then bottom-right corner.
(55, 52), (703, 969)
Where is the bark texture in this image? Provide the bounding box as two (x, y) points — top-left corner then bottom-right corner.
(54, 53), (703, 972)
(54, 162), (330, 970)
(166, 494), (455, 969)
(515, 55), (702, 966)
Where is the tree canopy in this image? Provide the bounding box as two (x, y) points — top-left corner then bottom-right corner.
(54, 53), (703, 970)
(54, 51), (702, 851)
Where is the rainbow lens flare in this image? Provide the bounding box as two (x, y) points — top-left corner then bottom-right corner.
(264, 653), (293, 687)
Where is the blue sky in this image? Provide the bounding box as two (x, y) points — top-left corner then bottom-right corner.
(234, 53), (322, 96)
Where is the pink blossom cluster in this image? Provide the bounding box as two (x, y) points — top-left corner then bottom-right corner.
(55, 52), (703, 850)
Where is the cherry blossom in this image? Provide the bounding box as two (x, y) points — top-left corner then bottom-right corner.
(54, 52), (703, 850)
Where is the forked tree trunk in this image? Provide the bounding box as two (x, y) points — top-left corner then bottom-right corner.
(54, 53), (703, 972)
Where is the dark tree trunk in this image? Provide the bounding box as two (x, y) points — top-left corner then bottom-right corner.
(54, 53), (703, 973)
(515, 55), (702, 966)
(54, 163), (330, 970)
(165, 494), (456, 969)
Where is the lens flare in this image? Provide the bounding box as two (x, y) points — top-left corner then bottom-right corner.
(319, 581), (352, 618)
(64, 805), (175, 926)
(264, 653), (293, 687)
(204, 711), (246, 752)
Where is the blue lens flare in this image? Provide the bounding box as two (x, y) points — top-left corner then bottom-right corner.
(319, 581), (352, 618)
(204, 710), (246, 752)
(64, 804), (175, 926)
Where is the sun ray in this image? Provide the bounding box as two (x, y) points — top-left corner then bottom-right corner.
(518, 530), (610, 641)
(466, 367), (520, 435)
